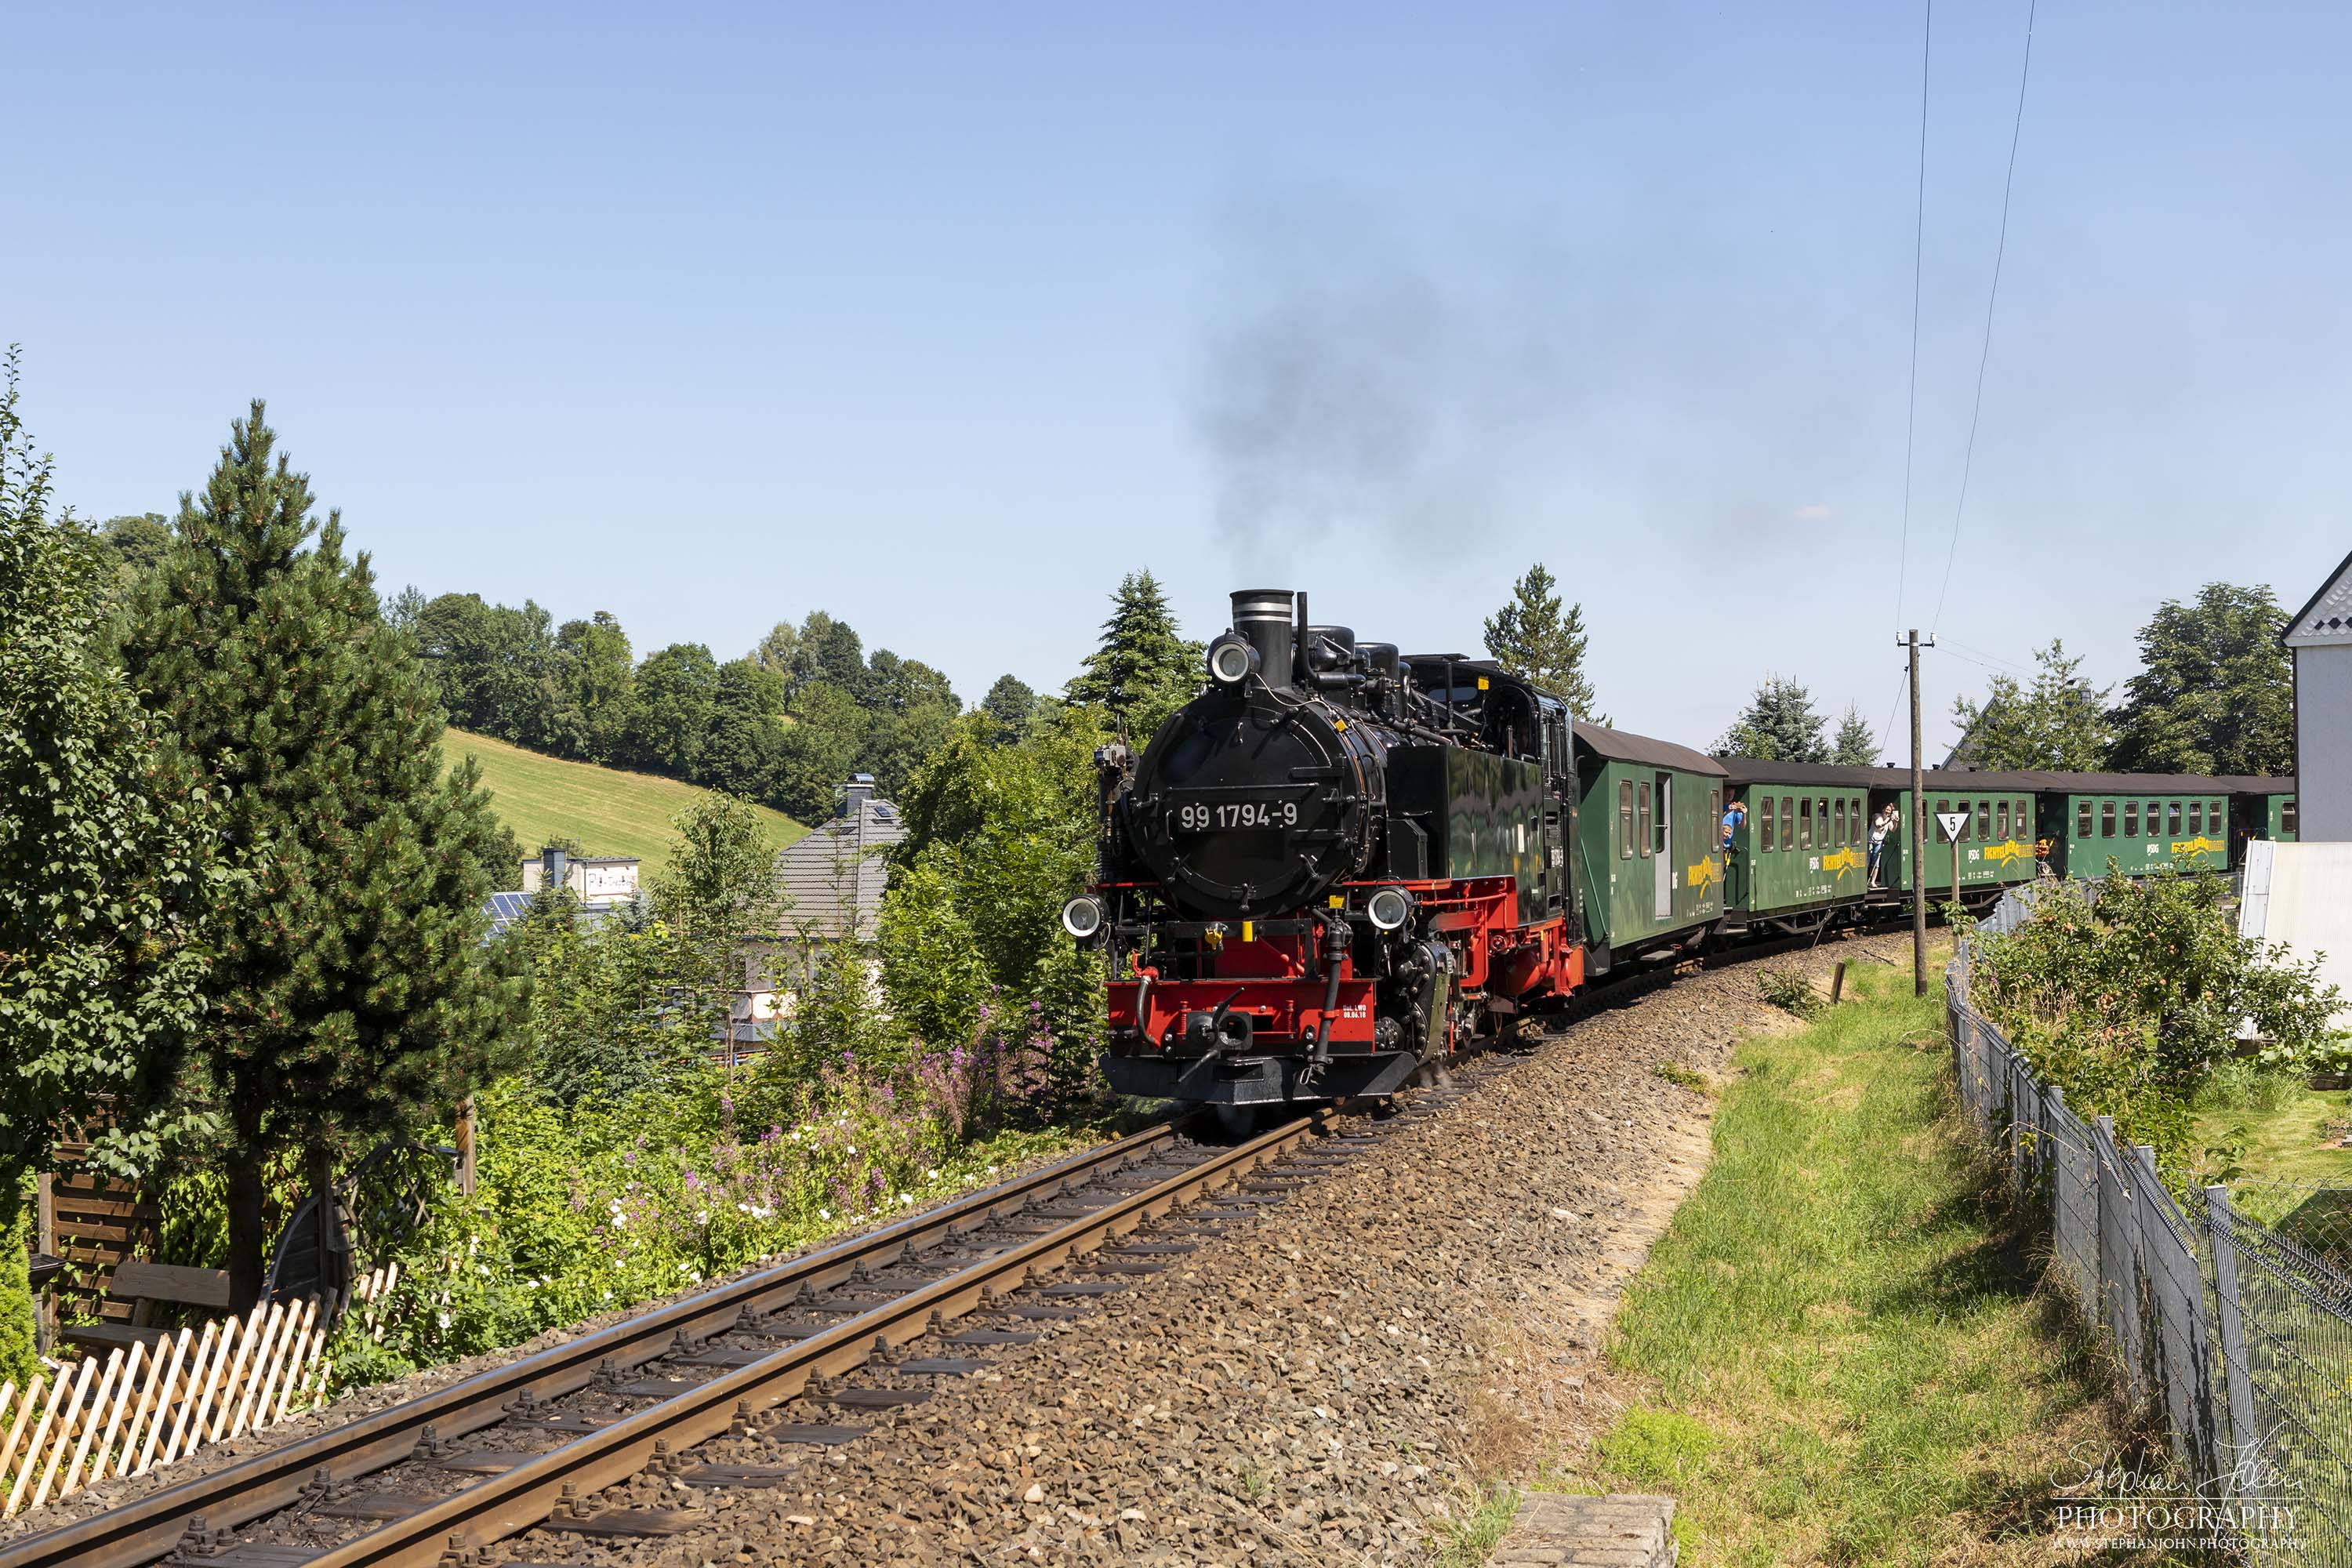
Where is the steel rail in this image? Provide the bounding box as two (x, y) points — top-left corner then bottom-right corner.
(301, 1105), (1334, 1566)
(0, 1117), (1207, 1568)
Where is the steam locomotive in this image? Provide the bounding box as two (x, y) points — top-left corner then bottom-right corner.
(1061, 587), (2299, 1117)
(1065, 587), (1588, 1115)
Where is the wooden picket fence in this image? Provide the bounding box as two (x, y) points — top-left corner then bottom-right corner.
(0, 1264), (401, 1520)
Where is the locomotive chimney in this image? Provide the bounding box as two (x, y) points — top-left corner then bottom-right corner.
(1229, 589), (1295, 691)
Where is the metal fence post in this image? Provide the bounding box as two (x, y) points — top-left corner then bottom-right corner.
(2205, 1184), (2259, 1497)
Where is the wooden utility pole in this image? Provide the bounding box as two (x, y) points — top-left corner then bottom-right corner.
(1906, 629), (1929, 996)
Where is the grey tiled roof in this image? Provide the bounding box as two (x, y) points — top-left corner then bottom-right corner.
(775, 793), (909, 938)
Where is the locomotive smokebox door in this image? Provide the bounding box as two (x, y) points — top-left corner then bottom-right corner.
(1181, 1009), (1253, 1051)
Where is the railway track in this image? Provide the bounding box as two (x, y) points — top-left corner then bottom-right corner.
(5, 927), (1863, 1568)
(3, 1095), (1481, 1568)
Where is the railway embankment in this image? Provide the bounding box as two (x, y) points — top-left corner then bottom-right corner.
(554, 940), (1818, 1566)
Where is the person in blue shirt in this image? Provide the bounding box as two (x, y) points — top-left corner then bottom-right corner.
(1719, 799), (1746, 856)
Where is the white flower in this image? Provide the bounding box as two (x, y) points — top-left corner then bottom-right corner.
(986, 1164), (998, 1174)
(436, 1311), (452, 1330)
(737, 1203), (750, 1214)
(695, 1210), (709, 1224)
(476, 1263), (490, 1278)
(926, 1168), (939, 1180)
(897, 1192), (911, 1205)
(846, 1145), (857, 1156)
(603, 1289), (614, 1301)
(819, 1208), (831, 1220)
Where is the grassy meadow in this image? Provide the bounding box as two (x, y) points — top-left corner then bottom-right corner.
(441, 728), (807, 880)
(1566, 951), (2180, 1566)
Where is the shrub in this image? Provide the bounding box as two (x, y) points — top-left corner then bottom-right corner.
(1756, 970), (1821, 1019)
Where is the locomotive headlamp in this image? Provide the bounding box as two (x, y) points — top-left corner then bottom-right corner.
(1366, 887), (1413, 932)
(1060, 895), (1105, 939)
(1205, 633), (1258, 686)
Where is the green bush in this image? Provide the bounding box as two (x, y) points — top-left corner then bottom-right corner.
(1756, 969), (1821, 1019)
(1968, 871), (2346, 1163)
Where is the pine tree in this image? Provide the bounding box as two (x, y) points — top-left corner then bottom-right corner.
(2106, 584), (2293, 776)
(119, 402), (524, 1309)
(1831, 705), (1878, 766)
(1482, 563), (1606, 721)
(1065, 571), (1203, 739)
(1947, 641), (2113, 770)
(0, 350), (215, 1377)
(1715, 677), (1829, 762)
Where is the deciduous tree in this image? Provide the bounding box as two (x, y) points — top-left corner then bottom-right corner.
(118, 401), (524, 1308)
(1947, 641), (2112, 771)
(0, 352), (215, 1376)
(622, 642), (721, 779)
(546, 611), (635, 762)
(2107, 584), (2293, 776)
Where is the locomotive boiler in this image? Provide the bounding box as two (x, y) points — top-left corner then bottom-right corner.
(1065, 588), (1588, 1113)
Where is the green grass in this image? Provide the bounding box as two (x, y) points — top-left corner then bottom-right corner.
(1430, 1484), (1520, 1568)
(1572, 950), (2181, 1567)
(441, 728), (807, 880)
(2191, 1067), (2352, 1188)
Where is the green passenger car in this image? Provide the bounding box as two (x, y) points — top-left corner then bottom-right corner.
(1719, 761), (1874, 920)
(1571, 723), (1726, 967)
(1886, 775), (2042, 898)
(2034, 774), (2233, 880)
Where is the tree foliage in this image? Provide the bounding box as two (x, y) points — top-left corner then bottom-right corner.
(1830, 705), (1878, 766)
(118, 401), (525, 1307)
(1715, 677), (1828, 763)
(1064, 571), (1201, 741)
(2106, 583), (2293, 776)
(546, 612), (635, 762)
(880, 706), (1105, 1109)
(0, 350), (216, 1376)
(1482, 562), (1604, 721)
(1969, 873), (2346, 1161)
(1947, 640), (2113, 771)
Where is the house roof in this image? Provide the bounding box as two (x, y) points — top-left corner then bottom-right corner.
(775, 792), (909, 938)
(2285, 546), (2352, 648)
(1573, 721), (1727, 776)
(482, 888), (639, 938)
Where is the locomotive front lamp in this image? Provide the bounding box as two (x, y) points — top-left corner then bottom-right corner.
(1205, 633), (1258, 686)
(1366, 887), (1413, 931)
(1061, 895), (1105, 939)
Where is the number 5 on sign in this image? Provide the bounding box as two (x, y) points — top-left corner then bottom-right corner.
(1936, 811), (1969, 843)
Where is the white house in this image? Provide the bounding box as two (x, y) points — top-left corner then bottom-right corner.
(2285, 549), (2352, 842)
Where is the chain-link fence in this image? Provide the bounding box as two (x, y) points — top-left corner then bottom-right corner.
(1949, 946), (2352, 1565)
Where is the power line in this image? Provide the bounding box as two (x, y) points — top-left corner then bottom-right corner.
(1930, 0), (2038, 634)
(1892, 0), (1933, 637)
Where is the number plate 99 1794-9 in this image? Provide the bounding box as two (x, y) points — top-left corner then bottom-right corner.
(1171, 800), (1299, 832)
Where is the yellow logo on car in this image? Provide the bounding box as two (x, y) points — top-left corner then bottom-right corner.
(1686, 855), (1722, 892)
(1982, 840), (2033, 866)
(2169, 835), (2223, 857)
(1820, 848), (1863, 874)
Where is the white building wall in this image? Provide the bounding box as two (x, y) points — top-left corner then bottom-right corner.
(2297, 643), (2352, 840)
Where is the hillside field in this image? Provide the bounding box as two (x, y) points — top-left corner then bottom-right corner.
(441, 728), (808, 880)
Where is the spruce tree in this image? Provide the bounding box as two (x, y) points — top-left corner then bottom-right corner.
(0, 350), (214, 1374)
(1065, 570), (1203, 739)
(119, 402), (524, 1308)
(1482, 563), (1606, 721)
(1830, 705), (1879, 766)
(1715, 677), (1829, 763)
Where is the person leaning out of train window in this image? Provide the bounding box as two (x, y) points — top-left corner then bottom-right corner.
(1867, 802), (1899, 887)
(1719, 800), (1745, 856)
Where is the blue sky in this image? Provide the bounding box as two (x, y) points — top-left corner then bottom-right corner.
(9, 2), (2345, 757)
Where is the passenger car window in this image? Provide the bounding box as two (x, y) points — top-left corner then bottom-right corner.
(1780, 796), (1793, 851)
(2124, 803), (2140, 839)
(2284, 799), (2298, 834)
(1636, 782), (1651, 858)
(1996, 800), (2009, 840)
(2101, 800), (2115, 837)
(1798, 797), (1812, 850)
(2187, 800), (2201, 835)
(2168, 801), (2182, 837)
(1976, 800), (1991, 840)
(2210, 799), (2224, 833)
(1833, 798), (1846, 845)
(1761, 794), (1775, 852)
(1618, 780), (1633, 858)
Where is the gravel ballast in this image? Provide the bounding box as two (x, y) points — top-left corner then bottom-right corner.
(477, 940), (1886, 1566)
